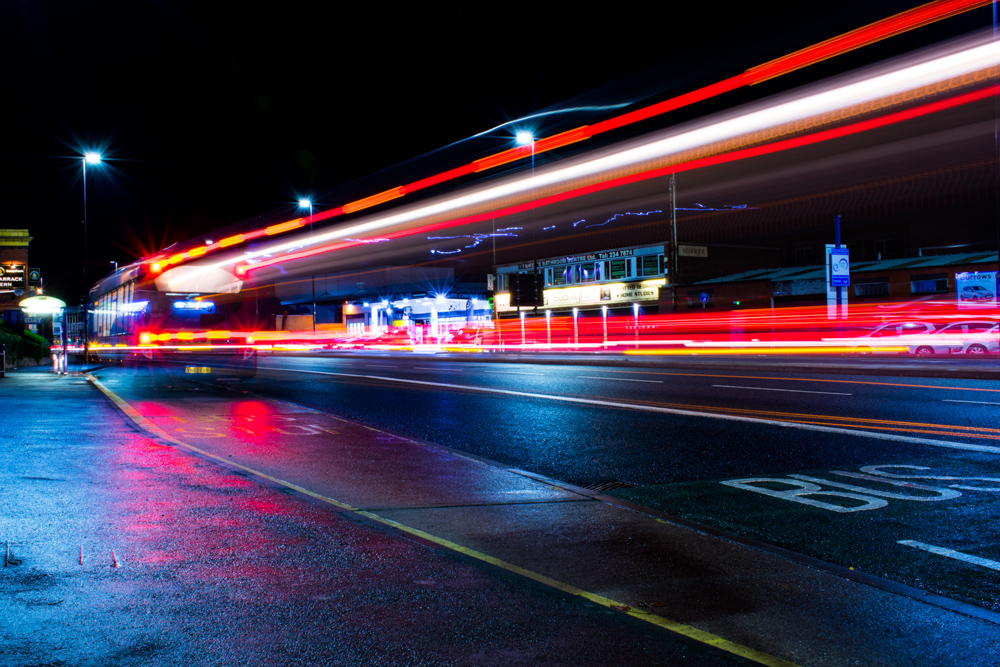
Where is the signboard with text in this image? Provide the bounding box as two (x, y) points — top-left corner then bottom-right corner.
(0, 262), (26, 290)
(955, 271), (997, 309)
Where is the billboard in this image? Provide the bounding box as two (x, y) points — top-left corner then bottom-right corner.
(0, 262), (26, 290)
(955, 271), (997, 309)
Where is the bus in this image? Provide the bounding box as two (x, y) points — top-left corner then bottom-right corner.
(86, 260), (258, 380)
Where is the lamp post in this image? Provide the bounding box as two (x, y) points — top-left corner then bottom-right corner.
(82, 151), (102, 361)
(572, 307), (579, 348)
(633, 302), (640, 349)
(299, 199), (316, 332)
(602, 305), (608, 348)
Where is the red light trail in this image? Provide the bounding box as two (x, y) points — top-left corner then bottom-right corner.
(147, 0), (991, 273)
(239, 82), (1000, 274)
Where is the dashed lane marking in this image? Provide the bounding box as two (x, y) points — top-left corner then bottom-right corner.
(713, 385), (852, 396)
(86, 373), (798, 667)
(577, 376), (664, 383)
(942, 399), (1000, 405)
(899, 541), (1000, 571)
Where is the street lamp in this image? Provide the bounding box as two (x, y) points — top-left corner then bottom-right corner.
(633, 302), (640, 348)
(602, 305), (608, 348)
(82, 151), (103, 361)
(299, 199), (316, 332)
(572, 307), (579, 348)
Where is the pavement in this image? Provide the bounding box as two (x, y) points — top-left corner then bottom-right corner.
(3, 361), (999, 666)
(1, 367), (761, 667)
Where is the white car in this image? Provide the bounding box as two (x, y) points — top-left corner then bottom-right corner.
(909, 321), (999, 355)
(952, 324), (1000, 355)
(849, 321), (937, 354)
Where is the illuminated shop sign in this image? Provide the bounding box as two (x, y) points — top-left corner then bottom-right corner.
(499, 279), (664, 311)
(172, 300), (215, 313)
(0, 262), (26, 290)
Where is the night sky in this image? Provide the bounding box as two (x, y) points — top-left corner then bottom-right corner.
(2, 1), (989, 303)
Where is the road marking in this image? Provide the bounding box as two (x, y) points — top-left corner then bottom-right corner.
(365, 364), (399, 368)
(578, 376), (664, 383)
(595, 369), (1000, 394)
(483, 370), (545, 376)
(414, 366), (464, 371)
(266, 368), (1000, 454)
(85, 373), (796, 667)
(898, 540), (1000, 571)
(942, 399), (1000, 405)
(713, 385), (852, 396)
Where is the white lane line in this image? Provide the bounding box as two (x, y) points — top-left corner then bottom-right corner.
(365, 364), (399, 368)
(274, 367), (1000, 454)
(943, 399), (1000, 405)
(483, 370), (545, 376)
(414, 366), (464, 371)
(578, 376), (663, 383)
(898, 540), (1000, 571)
(713, 385), (852, 396)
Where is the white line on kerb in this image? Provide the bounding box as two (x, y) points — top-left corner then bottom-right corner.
(578, 376), (663, 383)
(271, 366), (1000, 454)
(943, 399), (1000, 406)
(713, 385), (852, 396)
(898, 540), (1000, 571)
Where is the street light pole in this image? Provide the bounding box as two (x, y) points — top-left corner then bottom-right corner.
(82, 152), (102, 361)
(299, 199), (316, 333)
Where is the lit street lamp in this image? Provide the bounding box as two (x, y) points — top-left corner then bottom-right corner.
(298, 199), (316, 332)
(82, 151), (103, 361)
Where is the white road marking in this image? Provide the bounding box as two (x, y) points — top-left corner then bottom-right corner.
(943, 399), (1000, 405)
(713, 385), (852, 396)
(578, 376), (663, 383)
(269, 366), (1000, 454)
(414, 366), (464, 371)
(483, 370), (545, 376)
(898, 540), (1000, 571)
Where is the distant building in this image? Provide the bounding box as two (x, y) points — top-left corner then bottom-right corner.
(0, 229), (33, 328)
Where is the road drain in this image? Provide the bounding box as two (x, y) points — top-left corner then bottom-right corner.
(585, 480), (637, 491)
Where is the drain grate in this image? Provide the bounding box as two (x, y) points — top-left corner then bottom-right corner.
(585, 480), (637, 491)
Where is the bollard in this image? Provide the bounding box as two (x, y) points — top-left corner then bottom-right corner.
(1, 343), (5, 378)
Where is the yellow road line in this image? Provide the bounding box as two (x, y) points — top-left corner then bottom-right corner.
(85, 373), (799, 667)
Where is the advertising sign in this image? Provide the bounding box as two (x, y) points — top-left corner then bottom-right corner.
(955, 271), (997, 309)
(829, 248), (850, 287)
(678, 245), (708, 258)
(0, 262), (26, 290)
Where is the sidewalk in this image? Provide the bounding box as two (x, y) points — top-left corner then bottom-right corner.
(68, 365), (1000, 665)
(0, 368), (759, 667)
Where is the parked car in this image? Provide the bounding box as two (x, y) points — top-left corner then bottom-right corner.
(952, 324), (1000, 355)
(849, 321), (937, 354)
(908, 321), (999, 355)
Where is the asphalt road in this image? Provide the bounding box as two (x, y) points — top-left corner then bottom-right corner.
(246, 353), (1000, 614)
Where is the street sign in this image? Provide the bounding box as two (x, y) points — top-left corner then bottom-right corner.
(699, 292), (709, 304)
(829, 248), (850, 287)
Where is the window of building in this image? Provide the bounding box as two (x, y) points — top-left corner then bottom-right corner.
(910, 273), (948, 294)
(854, 276), (889, 297)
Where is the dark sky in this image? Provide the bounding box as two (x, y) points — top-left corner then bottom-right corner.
(1, 1), (989, 302)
